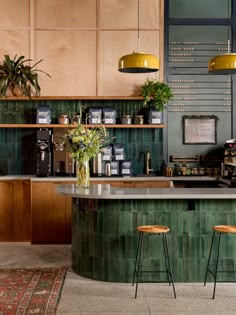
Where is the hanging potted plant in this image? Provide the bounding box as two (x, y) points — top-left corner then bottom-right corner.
(140, 79), (173, 124)
(0, 54), (51, 97)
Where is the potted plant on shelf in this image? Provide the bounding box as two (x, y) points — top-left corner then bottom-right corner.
(140, 78), (173, 124)
(0, 54), (51, 97)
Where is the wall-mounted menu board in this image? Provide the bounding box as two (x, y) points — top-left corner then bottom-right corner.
(182, 115), (217, 144)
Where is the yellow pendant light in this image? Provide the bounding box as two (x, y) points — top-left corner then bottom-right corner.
(118, 0), (159, 73)
(208, 41), (236, 74)
(208, 1), (236, 74)
(118, 52), (159, 73)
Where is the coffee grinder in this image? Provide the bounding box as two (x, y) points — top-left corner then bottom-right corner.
(36, 128), (52, 177)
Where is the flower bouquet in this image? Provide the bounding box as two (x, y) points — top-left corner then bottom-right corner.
(66, 124), (109, 187)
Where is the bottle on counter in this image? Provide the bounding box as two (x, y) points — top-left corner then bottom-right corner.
(160, 160), (167, 176)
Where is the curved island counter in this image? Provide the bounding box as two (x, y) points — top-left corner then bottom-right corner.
(56, 184), (236, 283)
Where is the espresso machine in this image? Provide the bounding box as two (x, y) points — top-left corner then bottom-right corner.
(224, 139), (236, 179)
(36, 129), (52, 177)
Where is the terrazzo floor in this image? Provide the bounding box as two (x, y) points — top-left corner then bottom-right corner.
(1, 243), (236, 314)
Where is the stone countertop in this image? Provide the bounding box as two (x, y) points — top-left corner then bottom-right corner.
(0, 175), (218, 181)
(56, 183), (236, 200)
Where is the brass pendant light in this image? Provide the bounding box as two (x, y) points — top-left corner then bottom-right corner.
(208, 0), (236, 74)
(118, 0), (159, 73)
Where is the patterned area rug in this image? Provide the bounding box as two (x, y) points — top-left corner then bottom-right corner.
(0, 266), (67, 315)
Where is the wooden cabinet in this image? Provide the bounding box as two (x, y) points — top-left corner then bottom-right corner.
(0, 180), (31, 241)
(134, 181), (172, 188)
(0, 182), (13, 241)
(92, 180), (171, 188)
(31, 181), (72, 244)
(12, 181), (31, 241)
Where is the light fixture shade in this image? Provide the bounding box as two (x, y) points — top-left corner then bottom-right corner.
(118, 52), (159, 73)
(208, 53), (236, 74)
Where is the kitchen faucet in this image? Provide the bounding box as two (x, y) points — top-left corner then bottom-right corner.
(145, 149), (153, 175)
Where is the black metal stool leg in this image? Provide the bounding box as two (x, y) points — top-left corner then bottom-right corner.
(162, 233), (171, 286)
(212, 232), (221, 299)
(132, 232), (142, 286)
(135, 232), (144, 298)
(163, 233), (176, 298)
(204, 230), (216, 286)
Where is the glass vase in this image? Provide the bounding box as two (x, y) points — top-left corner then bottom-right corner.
(76, 159), (90, 188)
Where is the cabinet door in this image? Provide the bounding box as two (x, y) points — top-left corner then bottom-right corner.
(0, 182), (13, 241)
(12, 180), (31, 241)
(110, 181), (134, 188)
(135, 181), (171, 188)
(31, 181), (67, 243)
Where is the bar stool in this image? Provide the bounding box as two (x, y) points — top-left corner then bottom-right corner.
(132, 225), (176, 299)
(204, 225), (236, 299)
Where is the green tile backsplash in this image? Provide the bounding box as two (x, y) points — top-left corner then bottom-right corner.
(0, 100), (163, 175)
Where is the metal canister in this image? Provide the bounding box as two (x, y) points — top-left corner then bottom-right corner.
(105, 161), (111, 176)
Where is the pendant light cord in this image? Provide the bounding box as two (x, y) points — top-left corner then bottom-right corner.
(228, 0), (231, 53)
(137, 0), (140, 52)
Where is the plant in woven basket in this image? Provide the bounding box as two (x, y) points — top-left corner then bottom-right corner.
(0, 54), (51, 97)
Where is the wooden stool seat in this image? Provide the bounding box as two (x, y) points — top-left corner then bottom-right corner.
(137, 225), (170, 234)
(213, 225), (236, 233)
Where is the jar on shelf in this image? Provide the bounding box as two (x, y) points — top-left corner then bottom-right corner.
(191, 167), (198, 175)
(198, 167), (205, 175)
(71, 114), (81, 125)
(58, 114), (70, 124)
(121, 115), (132, 124)
(134, 115), (144, 124)
(185, 164), (191, 175)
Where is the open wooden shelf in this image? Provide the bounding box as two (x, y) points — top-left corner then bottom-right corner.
(0, 124), (166, 129)
(0, 96), (143, 101)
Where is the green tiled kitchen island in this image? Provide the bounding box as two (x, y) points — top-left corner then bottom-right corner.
(57, 184), (236, 283)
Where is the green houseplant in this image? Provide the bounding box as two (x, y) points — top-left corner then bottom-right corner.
(141, 78), (173, 112)
(0, 54), (51, 97)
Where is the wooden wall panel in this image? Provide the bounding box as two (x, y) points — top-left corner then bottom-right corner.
(0, 0), (163, 96)
(98, 30), (160, 96)
(0, 0), (29, 27)
(100, 0), (160, 29)
(35, 30), (97, 96)
(0, 31), (29, 59)
(35, 0), (96, 28)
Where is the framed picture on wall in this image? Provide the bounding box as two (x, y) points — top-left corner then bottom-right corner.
(182, 115), (217, 144)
